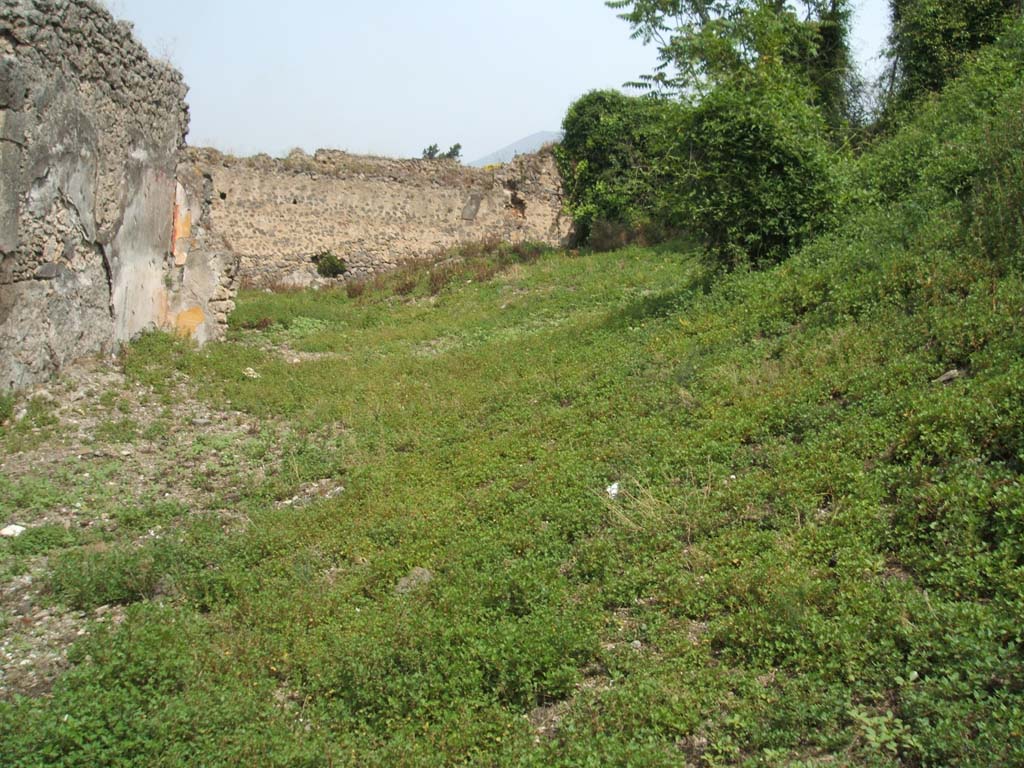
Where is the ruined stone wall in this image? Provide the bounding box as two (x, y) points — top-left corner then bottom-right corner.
(187, 146), (572, 288)
(0, 0), (238, 390)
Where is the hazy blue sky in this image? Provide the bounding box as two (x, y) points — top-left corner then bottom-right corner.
(109, 0), (891, 161)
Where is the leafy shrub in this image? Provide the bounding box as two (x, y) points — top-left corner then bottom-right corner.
(674, 75), (839, 267)
(886, 0), (1021, 112)
(558, 79), (838, 265)
(312, 250), (347, 278)
(557, 90), (675, 244)
(965, 105), (1024, 268)
(855, 22), (1024, 209)
(422, 143), (462, 160)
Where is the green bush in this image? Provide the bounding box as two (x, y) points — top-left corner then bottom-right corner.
(312, 250), (347, 278)
(965, 105), (1024, 269)
(674, 75), (840, 267)
(557, 90), (676, 244)
(886, 0), (1021, 112)
(422, 143), (462, 161)
(557, 79), (839, 265)
(856, 22), (1024, 209)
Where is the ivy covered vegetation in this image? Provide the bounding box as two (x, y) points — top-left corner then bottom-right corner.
(559, 0), (1023, 264)
(2, 2), (1024, 766)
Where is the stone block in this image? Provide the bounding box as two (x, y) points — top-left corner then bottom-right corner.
(461, 192), (483, 221)
(0, 133), (21, 254)
(0, 59), (26, 110)
(32, 262), (59, 279)
(0, 108), (26, 143)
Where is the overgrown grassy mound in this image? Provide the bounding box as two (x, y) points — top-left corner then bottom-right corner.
(3, 25), (1024, 768)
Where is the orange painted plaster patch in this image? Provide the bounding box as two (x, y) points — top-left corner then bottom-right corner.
(175, 306), (205, 337)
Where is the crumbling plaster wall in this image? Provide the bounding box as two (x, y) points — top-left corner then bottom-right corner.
(188, 146), (572, 288)
(0, 0), (238, 390)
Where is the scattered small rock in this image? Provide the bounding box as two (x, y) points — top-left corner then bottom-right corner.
(242, 367), (261, 379)
(933, 368), (964, 384)
(0, 524), (26, 538)
(395, 566), (434, 595)
(276, 480), (345, 509)
(605, 481), (620, 499)
(33, 263), (61, 280)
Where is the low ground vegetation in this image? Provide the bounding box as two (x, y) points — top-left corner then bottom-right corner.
(311, 250), (348, 279)
(2, 12), (1024, 768)
(341, 238), (553, 300)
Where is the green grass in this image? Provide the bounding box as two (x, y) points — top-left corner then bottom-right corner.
(3, 27), (1024, 768)
(94, 417), (139, 443)
(5, 229), (1022, 764)
(0, 396), (59, 452)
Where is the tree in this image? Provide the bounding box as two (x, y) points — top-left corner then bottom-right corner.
(606, 1), (857, 137)
(884, 0), (1022, 111)
(557, 1), (845, 260)
(421, 143), (462, 161)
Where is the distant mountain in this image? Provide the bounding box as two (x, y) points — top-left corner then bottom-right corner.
(469, 131), (563, 167)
